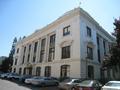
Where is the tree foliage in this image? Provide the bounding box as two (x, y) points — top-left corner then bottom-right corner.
(102, 18), (120, 69)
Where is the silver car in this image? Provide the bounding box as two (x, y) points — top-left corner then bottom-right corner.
(25, 76), (41, 84)
(101, 81), (120, 90)
(58, 78), (83, 90)
(74, 80), (102, 90)
(31, 77), (59, 86)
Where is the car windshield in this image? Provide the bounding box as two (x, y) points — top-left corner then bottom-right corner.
(105, 82), (120, 87)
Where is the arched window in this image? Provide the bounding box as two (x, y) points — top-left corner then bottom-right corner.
(60, 65), (70, 78)
(19, 68), (22, 75)
(45, 66), (51, 77)
(36, 67), (41, 76)
(13, 68), (16, 73)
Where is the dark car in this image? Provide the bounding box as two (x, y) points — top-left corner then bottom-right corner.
(19, 75), (32, 82)
(7, 73), (20, 80)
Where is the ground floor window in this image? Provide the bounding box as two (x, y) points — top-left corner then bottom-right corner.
(19, 68), (22, 75)
(36, 67), (41, 76)
(60, 65), (70, 78)
(13, 68), (16, 73)
(23, 68), (26, 75)
(45, 66), (51, 77)
(23, 67), (32, 75)
(88, 65), (94, 79)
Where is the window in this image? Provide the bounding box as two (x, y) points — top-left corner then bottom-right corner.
(40, 38), (46, 62)
(15, 58), (17, 65)
(33, 56), (36, 62)
(88, 65), (94, 79)
(87, 26), (92, 37)
(60, 65), (70, 78)
(34, 42), (38, 53)
(97, 36), (101, 62)
(29, 44), (31, 52)
(22, 56), (25, 64)
(62, 46), (70, 59)
(36, 67), (41, 76)
(27, 44), (31, 62)
(22, 46), (26, 64)
(103, 40), (106, 55)
(48, 48), (55, 61)
(23, 68), (26, 75)
(87, 46), (93, 59)
(27, 54), (30, 62)
(19, 68), (22, 75)
(98, 49), (101, 62)
(48, 34), (56, 61)
(45, 66), (51, 77)
(13, 68), (16, 73)
(24, 46), (26, 53)
(63, 25), (70, 36)
(28, 68), (32, 75)
(17, 48), (19, 53)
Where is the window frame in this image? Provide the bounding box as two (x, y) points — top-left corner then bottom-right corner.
(61, 46), (70, 59)
(63, 25), (70, 36)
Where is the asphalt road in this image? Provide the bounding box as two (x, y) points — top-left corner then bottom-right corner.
(0, 79), (59, 90)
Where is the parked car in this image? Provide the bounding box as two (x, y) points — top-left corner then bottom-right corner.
(7, 73), (20, 80)
(0, 73), (11, 79)
(58, 78), (83, 90)
(19, 75), (32, 82)
(73, 80), (102, 90)
(101, 81), (120, 90)
(25, 76), (42, 84)
(31, 77), (59, 86)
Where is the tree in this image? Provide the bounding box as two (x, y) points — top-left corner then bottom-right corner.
(102, 18), (120, 80)
(0, 37), (17, 72)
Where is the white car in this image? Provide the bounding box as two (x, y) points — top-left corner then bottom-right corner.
(31, 77), (59, 86)
(25, 76), (41, 84)
(102, 81), (120, 90)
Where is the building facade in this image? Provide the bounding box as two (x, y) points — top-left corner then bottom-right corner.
(12, 7), (114, 79)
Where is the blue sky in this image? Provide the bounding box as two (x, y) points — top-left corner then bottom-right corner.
(0, 0), (120, 56)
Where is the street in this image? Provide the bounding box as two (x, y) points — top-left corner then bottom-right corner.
(0, 79), (59, 90)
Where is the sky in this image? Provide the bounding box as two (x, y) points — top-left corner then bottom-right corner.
(0, 0), (120, 56)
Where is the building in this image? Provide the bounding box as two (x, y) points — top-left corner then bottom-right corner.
(12, 7), (114, 79)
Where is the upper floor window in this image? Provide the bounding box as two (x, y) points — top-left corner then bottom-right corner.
(16, 48), (19, 53)
(50, 34), (56, 46)
(87, 26), (92, 37)
(15, 58), (18, 65)
(63, 25), (70, 36)
(97, 36), (100, 47)
(41, 38), (46, 49)
(24, 46), (26, 53)
(29, 44), (31, 52)
(62, 46), (70, 59)
(103, 40), (106, 55)
(87, 46), (93, 60)
(34, 42), (38, 53)
(39, 38), (46, 62)
(48, 34), (56, 62)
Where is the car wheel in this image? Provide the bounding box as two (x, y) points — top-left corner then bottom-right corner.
(55, 82), (59, 86)
(71, 87), (76, 90)
(41, 83), (45, 87)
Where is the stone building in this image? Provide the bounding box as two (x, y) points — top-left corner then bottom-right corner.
(12, 7), (114, 79)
